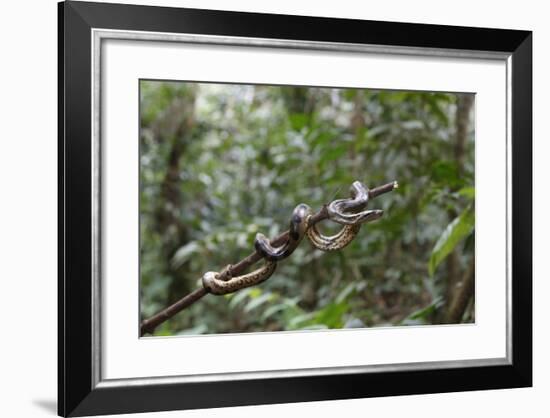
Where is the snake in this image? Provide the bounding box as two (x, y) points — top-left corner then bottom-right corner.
(254, 203), (311, 261)
(327, 181), (383, 225)
(255, 182), (384, 255)
(306, 222), (362, 251)
(203, 181), (385, 294)
(202, 261), (277, 295)
(307, 181), (384, 251)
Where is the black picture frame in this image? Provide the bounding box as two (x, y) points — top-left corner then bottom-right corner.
(58, 1), (532, 416)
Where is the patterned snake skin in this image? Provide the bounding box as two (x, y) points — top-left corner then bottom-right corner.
(202, 261), (277, 295)
(306, 222), (362, 251)
(307, 181), (383, 251)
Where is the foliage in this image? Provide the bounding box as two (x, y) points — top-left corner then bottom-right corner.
(139, 81), (475, 336)
(428, 203), (475, 277)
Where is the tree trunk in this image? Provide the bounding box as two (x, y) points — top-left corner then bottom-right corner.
(151, 91), (197, 306)
(443, 93), (474, 322)
(446, 258), (475, 323)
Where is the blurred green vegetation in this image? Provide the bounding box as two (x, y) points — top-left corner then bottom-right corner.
(139, 81), (475, 336)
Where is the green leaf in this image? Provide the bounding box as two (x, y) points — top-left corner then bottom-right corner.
(310, 130), (335, 149)
(228, 289), (252, 310)
(261, 303), (288, 321)
(247, 288), (262, 298)
(405, 297), (444, 323)
(287, 313), (316, 330)
(171, 241), (201, 269)
(244, 293), (273, 312)
(456, 186), (475, 200)
(430, 161), (461, 187)
(428, 206), (475, 276)
(261, 298), (299, 321)
(289, 113), (309, 131)
(313, 301), (349, 328)
(319, 145), (348, 166)
(336, 282), (356, 303)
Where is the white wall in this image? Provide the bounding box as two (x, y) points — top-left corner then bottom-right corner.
(0, 0), (546, 417)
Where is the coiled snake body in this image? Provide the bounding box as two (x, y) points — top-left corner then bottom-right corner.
(202, 261), (277, 295)
(306, 222), (362, 251)
(327, 181), (382, 225)
(308, 181), (383, 251)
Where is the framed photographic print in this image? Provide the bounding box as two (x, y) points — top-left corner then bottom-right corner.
(58, 1), (532, 416)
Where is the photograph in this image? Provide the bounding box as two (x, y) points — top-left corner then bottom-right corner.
(55, 2), (533, 415)
(139, 80), (476, 336)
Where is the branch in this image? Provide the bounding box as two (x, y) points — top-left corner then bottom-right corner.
(140, 180), (398, 336)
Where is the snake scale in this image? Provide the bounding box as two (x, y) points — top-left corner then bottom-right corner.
(201, 181), (386, 295)
(308, 181), (383, 251)
(202, 261), (277, 295)
(306, 222), (362, 251)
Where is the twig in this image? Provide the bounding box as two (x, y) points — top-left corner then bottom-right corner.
(140, 180), (398, 336)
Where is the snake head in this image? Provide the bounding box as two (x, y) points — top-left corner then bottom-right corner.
(362, 209), (384, 222)
(254, 233), (273, 258)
